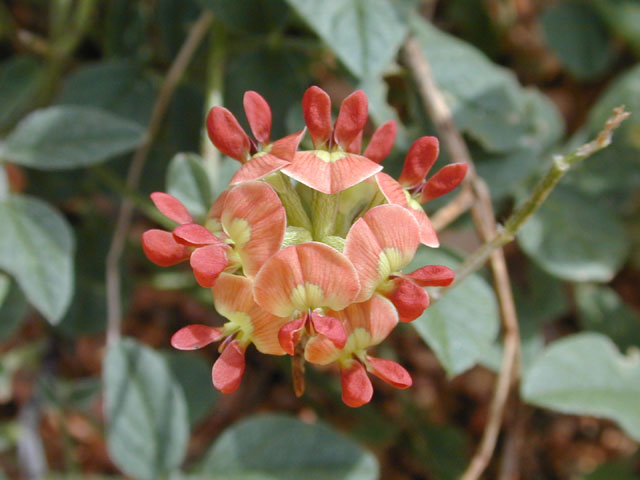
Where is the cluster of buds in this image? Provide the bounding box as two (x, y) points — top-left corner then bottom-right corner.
(142, 86), (467, 407)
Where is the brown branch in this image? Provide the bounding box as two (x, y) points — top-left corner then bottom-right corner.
(430, 184), (474, 232)
(404, 35), (521, 480)
(105, 11), (214, 348)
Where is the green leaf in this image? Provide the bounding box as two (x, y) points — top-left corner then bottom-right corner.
(522, 332), (640, 442)
(581, 460), (639, 480)
(198, 0), (288, 33)
(166, 153), (214, 221)
(410, 248), (500, 377)
(1, 106), (144, 170)
(0, 274), (29, 341)
(0, 56), (43, 131)
(575, 284), (640, 351)
(518, 186), (629, 282)
(590, 0), (640, 57)
(285, 0), (408, 78)
(541, 1), (614, 81)
(104, 338), (189, 480)
(0, 195), (74, 324)
(200, 413), (379, 479)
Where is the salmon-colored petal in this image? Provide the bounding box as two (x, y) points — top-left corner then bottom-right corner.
(150, 192), (192, 224)
(375, 172), (409, 207)
(310, 312), (347, 349)
(302, 86), (332, 148)
(142, 229), (191, 266)
(420, 163), (468, 203)
(366, 356), (412, 389)
(304, 333), (341, 365)
(212, 340), (246, 394)
(410, 206), (439, 248)
(221, 181), (285, 277)
(171, 324), (224, 350)
(206, 107), (251, 162)
(346, 130), (362, 154)
(398, 136), (439, 188)
(229, 153), (290, 185)
(385, 276), (429, 323)
(334, 90), (368, 150)
(283, 151), (382, 194)
(270, 129), (305, 162)
(243, 91), (271, 144)
(341, 361), (373, 408)
(207, 189), (229, 224)
(173, 223), (219, 246)
(406, 265), (455, 287)
(253, 242), (360, 317)
(363, 120), (397, 164)
(190, 244), (229, 287)
(278, 314), (307, 355)
(344, 204), (420, 302)
(329, 294), (398, 346)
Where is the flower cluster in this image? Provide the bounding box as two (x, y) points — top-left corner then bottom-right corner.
(142, 86), (467, 407)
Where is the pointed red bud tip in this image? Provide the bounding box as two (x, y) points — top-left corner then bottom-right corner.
(270, 129), (306, 162)
(142, 229), (191, 267)
(386, 277), (430, 322)
(366, 356), (412, 389)
(243, 91), (272, 145)
(398, 136), (440, 188)
(189, 244), (229, 287)
(171, 324), (224, 350)
(420, 163), (468, 203)
(334, 90), (368, 150)
(363, 120), (397, 164)
(302, 86), (332, 148)
(173, 223), (219, 247)
(345, 130), (363, 154)
(341, 361), (374, 408)
(212, 340), (246, 394)
(278, 315), (307, 355)
(206, 106), (251, 162)
(405, 265), (455, 287)
(310, 312), (347, 349)
(150, 192), (193, 225)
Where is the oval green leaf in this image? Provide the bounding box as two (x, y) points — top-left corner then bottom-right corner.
(166, 153), (214, 221)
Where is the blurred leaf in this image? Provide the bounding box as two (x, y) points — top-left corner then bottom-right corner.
(522, 332), (640, 442)
(165, 352), (217, 426)
(156, 0), (201, 59)
(581, 459), (639, 480)
(590, 0), (640, 57)
(0, 195), (74, 324)
(541, 1), (614, 81)
(200, 413), (379, 479)
(409, 248), (500, 377)
(57, 60), (156, 126)
(575, 284), (640, 351)
(0, 273), (29, 341)
(518, 186), (629, 282)
(421, 424), (468, 480)
(104, 0), (148, 57)
(0, 56), (43, 131)
(39, 376), (101, 411)
(0, 342), (44, 403)
(104, 338), (189, 480)
(198, 0), (288, 33)
(166, 153), (214, 221)
(1, 106), (144, 170)
(286, 0), (408, 78)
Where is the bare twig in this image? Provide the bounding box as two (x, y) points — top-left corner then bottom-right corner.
(105, 11), (214, 348)
(430, 184), (474, 232)
(404, 35), (521, 480)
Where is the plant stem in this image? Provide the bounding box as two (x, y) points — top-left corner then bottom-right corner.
(311, 190), (338, 241)
(267, 173), (312, 231)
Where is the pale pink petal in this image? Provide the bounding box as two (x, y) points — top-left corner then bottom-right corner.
(384, 276), (429, 322)
(304, 334), (341, 365)
(302, 86), (332, 148)
(420, 163), (468, 203)
(341, 361), (373, 408)
(328, 294), (398, 346)
(243, 91), (271, 144)
(363, 120), (397, 164)
(410, 206), (439, 248)
(366, 356), (412, 389)
(212, 340), (246, 394)
(310, 312), (347, 349)
(270, 129), (305, 162)
(405, 265), (455, 287)
(142, 229), (190, 266)
(229, 153), (291, 185)
(207, 190), (229, 223)
(171, 324), (224, 350)
(189, 244), (229, 287)
(398, 136), (439, 188)
(334, 90), (368, 150)
(172, 223), (219, 246)
(206, 107), (251, 162)
(150, 192), (193, 224)
(375, 172), (409, 207)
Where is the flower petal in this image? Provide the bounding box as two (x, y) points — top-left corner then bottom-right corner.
(282, 150), (382, 194)
(142, 229), (191, 266)
(173, 223), (219, 246)
(206, 106), (251, 162)
(420, 163), (468, 203)
(345, 130), (362, 154)
(212, 340), (246, 394)
(270, 129), (305, 162)
(409, 206), (439, 248)
(334, 90), (368, 150)
(243, 90), (271, 144)
(398, 136), (439, 188)
(189, 244), (229, 287)
(253, 242), (360, 317)
(363, 120), (397, 164)
(302, 86), (332, 148)
(278, 314), (307, 355)
(405, 265), (455, 287)
(366, 356), (412, 389)
(341, 361), (373, 408)
(304, 334), (340, 365)
(229, 153), (290, 185)
(385, 276), (429, 322)
(171, 324), (224, 350)
(221, 181), (286, 277)
(310, 312), (347, 349)
(150, 192), (193, 224)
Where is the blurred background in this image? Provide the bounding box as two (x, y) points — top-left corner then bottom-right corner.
(0, 0), (639, 479)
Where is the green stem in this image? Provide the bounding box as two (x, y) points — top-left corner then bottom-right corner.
(267, 173), (312, 231)
(311, 190), (338, 241)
